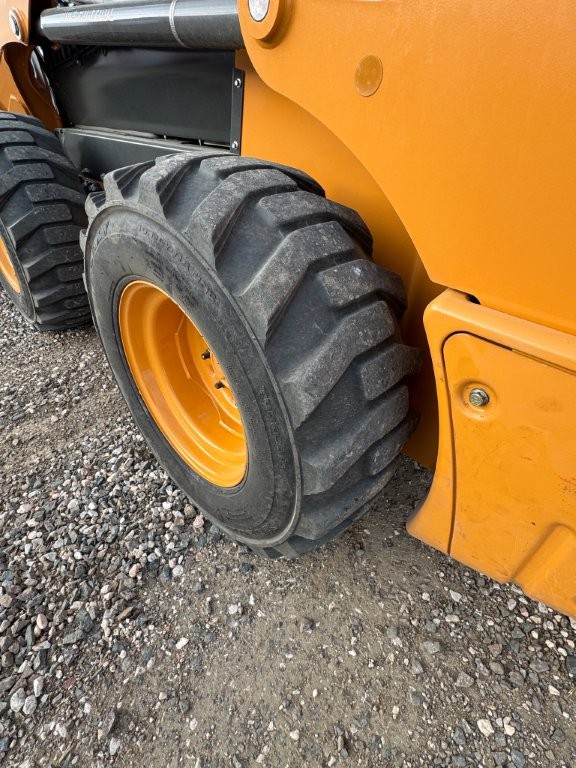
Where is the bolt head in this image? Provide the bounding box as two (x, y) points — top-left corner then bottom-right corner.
(231, 140), (239, 151)
(248, 0), (270, 22)
(234, 77), (242, 88)
(469, 388), (490, 407)
(8, 11), (21, 38)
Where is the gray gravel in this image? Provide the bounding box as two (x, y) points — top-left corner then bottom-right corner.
(0, 289), (575, 767)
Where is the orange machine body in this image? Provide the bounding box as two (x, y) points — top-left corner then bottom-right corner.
(2, 0), (575, 614)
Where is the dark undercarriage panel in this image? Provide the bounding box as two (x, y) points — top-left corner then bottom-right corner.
(42, 45), (235, 145)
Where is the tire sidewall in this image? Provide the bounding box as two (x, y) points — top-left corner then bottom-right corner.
(86, 208), (300, 546)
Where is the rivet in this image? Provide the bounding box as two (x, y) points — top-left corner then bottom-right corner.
(355, 55), (383, 98)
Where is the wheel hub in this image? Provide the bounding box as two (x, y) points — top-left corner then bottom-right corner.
(0, 236), (20, 293)
(119, 280), (247, 488)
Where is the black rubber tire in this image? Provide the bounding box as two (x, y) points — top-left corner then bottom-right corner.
(0, 111), (91, 330)
(83, 153), (421, 556)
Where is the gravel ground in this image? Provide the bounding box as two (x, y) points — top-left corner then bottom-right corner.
(0, 289), (575, 768)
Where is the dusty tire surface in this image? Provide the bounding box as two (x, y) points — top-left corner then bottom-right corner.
(83, 154), (421, 555)
(0, 112), (90, 330)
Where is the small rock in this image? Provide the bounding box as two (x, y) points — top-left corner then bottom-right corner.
(33, 677), (44, 698)
(98, 709), (116, 739)
(452, 727), (466, 746)
(299, 617), (315, 632)
(489, 661), (505, 676)
(54, 722), (68, 739)
(566, 655), (576, 677)
(551, 728), (565, 743)
(508, 670), (524, 687)
(510, 750), (526, 768)
(409, 690), (423, 706)
(172, 565), (184, 578)
(10, 688), (25, 713)
(62, 628), (84, 645)
(411, 659), (424, 676)
(35, 614), (48, 631)
(109, 737), (121, 756)
(23, 695), (37, 716)
(422, 641), (440, 655)
(175, 637), (189, 650)
(477, 719), (494, 737)
(455, 671), (474, 688)
(289, 730), (300, 741)
(192, 515), (205, 529)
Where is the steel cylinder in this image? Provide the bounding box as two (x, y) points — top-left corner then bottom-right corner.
(39, 0), (243, 50)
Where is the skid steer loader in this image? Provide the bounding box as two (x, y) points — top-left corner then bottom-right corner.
(0, 0), (574, 616)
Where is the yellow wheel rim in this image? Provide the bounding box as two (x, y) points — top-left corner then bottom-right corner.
(0, 236), (20, 293)
(119, 280), (248, 488)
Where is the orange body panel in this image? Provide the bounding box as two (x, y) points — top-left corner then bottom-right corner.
(0, 0), (60, 128)
(239, 0), (576, 336)
(238, 2), (576, 612)
(408, 291), (576, 615)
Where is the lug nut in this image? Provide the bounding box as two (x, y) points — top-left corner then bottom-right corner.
(215, 381), (225, 389)
(201, 350), (211, 360)
(469, 388), (490, 407)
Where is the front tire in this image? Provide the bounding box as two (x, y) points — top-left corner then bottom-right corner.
(83, 154), (421, 555)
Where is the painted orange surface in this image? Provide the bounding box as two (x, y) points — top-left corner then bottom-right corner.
(0, 0), (60, 129)
(239, 0), (576, 337)
(119, 281), (248, 488)
(408, 290), (576, 615)
(0, 235), (20, 293)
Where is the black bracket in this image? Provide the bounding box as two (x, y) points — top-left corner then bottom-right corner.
(230, 68), (244, 155)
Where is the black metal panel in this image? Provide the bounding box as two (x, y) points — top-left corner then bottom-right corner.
(57, 127), (229, 177)
(44, 46), (234, 144)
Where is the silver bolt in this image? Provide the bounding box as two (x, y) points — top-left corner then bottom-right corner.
(248, 0), (270, 22)
(8, 11), (21, 39)
(231, 140), (239, 151)
(469, 388), (490, 407)
(234, 78), (242, 88)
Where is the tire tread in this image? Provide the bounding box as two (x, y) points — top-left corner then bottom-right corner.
(0, 111), (90, 330)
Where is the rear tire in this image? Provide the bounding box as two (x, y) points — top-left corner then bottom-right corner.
(0, 112), (90, 330)
(84, 154), (421, 555)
